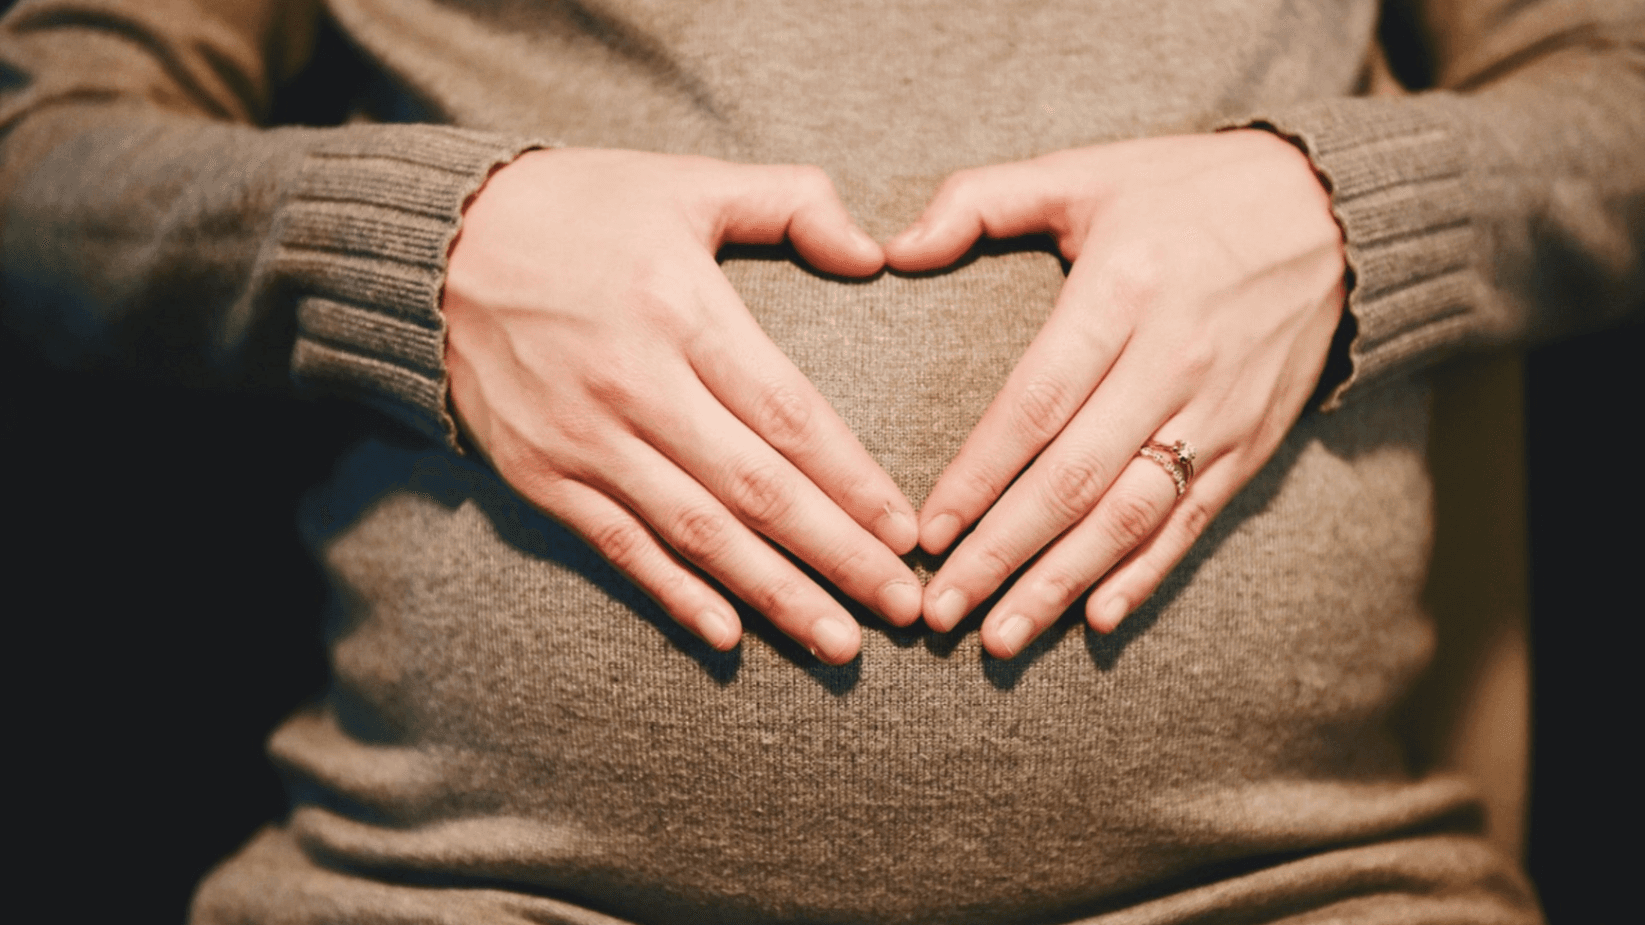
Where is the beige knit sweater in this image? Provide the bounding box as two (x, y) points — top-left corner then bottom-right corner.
(2, 1), (1641, 922)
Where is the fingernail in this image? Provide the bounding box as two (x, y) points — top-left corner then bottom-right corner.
(811, 617), (857, 663)
(1095, 596), (1127, 633)
(922, 513), (962, 553)
(700, 610), (737, 650)
(929, 587), (969, 631)
(996, 613), (1034, 656)
(884, 506), (918, 553)
(878, 580), (922, 625)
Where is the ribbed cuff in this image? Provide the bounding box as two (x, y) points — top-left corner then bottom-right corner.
(279, 125), (543, 447)
(1230, 94), (1476, 410)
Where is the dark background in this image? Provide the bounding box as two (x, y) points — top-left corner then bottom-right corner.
(2, 1), (1632, 921)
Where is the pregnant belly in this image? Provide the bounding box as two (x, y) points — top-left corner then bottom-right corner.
(271, 253), (1466, 923)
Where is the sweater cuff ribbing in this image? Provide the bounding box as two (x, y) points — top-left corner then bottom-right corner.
(1232, 94), (1476, 410)
(279, 126), (543, 448)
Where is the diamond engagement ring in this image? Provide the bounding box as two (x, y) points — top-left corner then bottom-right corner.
(1138, 440), (1196, 497)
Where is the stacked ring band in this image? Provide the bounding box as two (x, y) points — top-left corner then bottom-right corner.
(1138, 440), (1196, 497)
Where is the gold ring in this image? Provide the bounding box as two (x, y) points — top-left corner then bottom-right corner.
(1138, 440), (1196, 497)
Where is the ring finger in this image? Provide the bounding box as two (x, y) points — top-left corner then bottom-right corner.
(980, 439), (1201, 658)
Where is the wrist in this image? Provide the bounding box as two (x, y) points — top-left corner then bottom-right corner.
(1225, 126), (1352, 409)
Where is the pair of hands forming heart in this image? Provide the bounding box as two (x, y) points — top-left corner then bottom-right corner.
(442, 132), (1346, 665)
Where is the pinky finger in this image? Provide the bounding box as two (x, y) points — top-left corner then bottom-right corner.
(1084, 466), (1233, 634)
(552, 480), (743, 650)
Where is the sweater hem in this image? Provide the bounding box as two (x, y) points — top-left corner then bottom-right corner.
(1228, 94), (1478, 410)
(281, 125), (545, 448)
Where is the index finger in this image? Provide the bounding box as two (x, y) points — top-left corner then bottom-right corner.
(917, 255), (1132, 554)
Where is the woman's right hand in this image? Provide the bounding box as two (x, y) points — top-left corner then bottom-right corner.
(442, 149), (921, 664)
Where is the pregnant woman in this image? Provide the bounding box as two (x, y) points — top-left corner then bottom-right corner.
(2, 1), (1639, 921)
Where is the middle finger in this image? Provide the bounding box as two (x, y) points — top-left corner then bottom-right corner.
(980, 454), (1183, 657)
(632, 373), (924, 628)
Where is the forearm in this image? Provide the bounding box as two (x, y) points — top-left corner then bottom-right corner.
(1243, 0), (1644, 406)
(0, 0), (537, 444)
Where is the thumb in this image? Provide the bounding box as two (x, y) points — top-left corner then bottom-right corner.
(715, 164), (885, 277)
(884, 161), (1075, 272)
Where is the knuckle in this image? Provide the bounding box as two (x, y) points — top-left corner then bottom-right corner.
(752, 384), (814, 448)
(960, 463), (1010, 506)
(725, 459), (796, 529)
(821, 538), (873, 585)
(489, 434), (557, 485)
(750, 574), (806, 618)
(582, 359), (643, 408)
(1036, 568), (1089, 610)
(1044, 456), (1105, 519)
(802, 164), (833, 188)
(1176, 496), (1215, 538)
(588, 518), (650, 572)
(623, 277), (673, 320)
(651, 564), (693, 601)
(548, 408), (604, 453)
(787, 164), (833, 201)
(945, 168), (981, 196)
(624, 281), (698, 341)
(1175, 340), (1215, 383)
(1014, 375), (1076, 442)
(669, 505), (735, 563)
(1102, 242), (1168, 315)
(973, 538), (1020, 586)
(931, 169), (979, 213)
(1102, 488), (1165, 549)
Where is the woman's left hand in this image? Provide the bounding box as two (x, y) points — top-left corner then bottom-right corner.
(884, 130), (1347, 657)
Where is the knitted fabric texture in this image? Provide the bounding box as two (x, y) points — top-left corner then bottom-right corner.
(3, 0), (1640, 922)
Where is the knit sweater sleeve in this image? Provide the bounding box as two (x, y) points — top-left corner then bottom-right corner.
(0, 0), (539, 446)
(1238, 0), (1644, 409)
